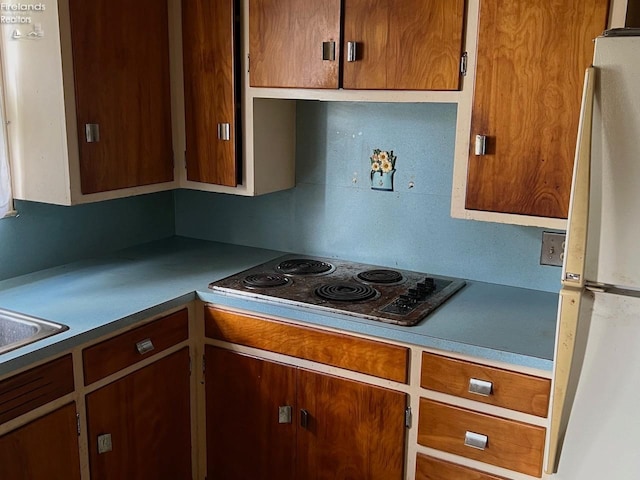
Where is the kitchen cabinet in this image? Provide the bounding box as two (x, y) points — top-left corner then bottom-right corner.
(463, 0), (610, 219)
(4, 0), (175, 205)
(0, 354), (79, 480)
(0, 403), (81, 480)
(182, 0), (240, 186)
(205, 346), (407, 479)
(85, 348), (192, 480)
(248, 0), (465, 90)
(417, 352), (550, 478)
(416, 454), (508, 480)
(204, 306), (408, 479)
(68, 0), (173, 194)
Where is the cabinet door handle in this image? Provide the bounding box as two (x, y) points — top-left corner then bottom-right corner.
(85, 123), (100, 143)
(347, 41), (357, 62)
(217, 123), (230, 141)
(464, 431), (488, 450)
(135, 338), (154, 355)
(97, 433), (113, 454)
(475, 134), (487, 155)
(322, 41), (335, 61)
(300, 409), (309, 429)
(468, 378), (493, 396)
(278, 406), (292, 424)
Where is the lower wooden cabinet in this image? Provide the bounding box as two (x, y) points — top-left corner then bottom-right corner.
(205, 346), (407, 479)
(85, 348), (192, 480)
(0, 403), (81, 480)
(416, 454), (508, 480)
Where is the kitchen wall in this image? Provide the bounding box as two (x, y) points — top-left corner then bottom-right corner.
(0, 191), (175, 281)
(176, 102), (562, 293)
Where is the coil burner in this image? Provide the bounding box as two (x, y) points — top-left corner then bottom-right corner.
(315, 283), (378, 302)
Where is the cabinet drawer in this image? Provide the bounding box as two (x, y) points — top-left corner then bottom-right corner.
(417, 399), (545, 477)
(83, 309), (189, 385)
(205, 307), (409, 383)
(0, 355), (74, 424)
(416, 454), (507, 480)
(421, 352), (550, 417)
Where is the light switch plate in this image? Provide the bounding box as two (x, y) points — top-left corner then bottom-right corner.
(540, 231), (566, 267)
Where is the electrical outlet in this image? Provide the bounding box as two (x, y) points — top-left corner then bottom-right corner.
(540, 232), (566, 267)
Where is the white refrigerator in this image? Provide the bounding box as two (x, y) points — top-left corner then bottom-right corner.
(546, 30), (640, 479)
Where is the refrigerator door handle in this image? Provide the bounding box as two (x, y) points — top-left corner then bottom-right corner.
(562, 67), (595, 288)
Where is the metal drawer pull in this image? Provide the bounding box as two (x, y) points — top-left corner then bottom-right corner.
(85, 123), (100, 143)
(347, 41), (357, 62)
(464, 431), (488, 450)
(475, 134), (487, 156)
(278, 406), (292, 424)
(217, 123), (230, 141)
(322, 41), (335, 61)
(300, 409), (309, 429)
(135, 338), (154, 355)
(469, 378), (493, 396)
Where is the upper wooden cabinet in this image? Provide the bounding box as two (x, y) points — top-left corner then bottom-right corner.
(183, 0), (240, 186)
(342, 0), (466, 90)
(464, 0), (610, 218)
(68, 0), (174, 194)
(249, 0), (341, 88)
(249, 0), (466, 90)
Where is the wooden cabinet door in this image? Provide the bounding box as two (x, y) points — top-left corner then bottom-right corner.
(86, 349), (191, 480)
(183, 0), (239, 186)
(205, 346), (296, 480)
(69, 0), (174, 194)
(249, 0), (341, 88)
(342, 0), (465, 90)
(0, 403), (81, 480)
(296, 369), (407, 479)
(465, 0), (609, 218)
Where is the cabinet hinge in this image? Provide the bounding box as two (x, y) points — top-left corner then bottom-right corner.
(184, 151), (187, 170)
(189, 355), (192, 375)
(202, 354), (206, 375)
(76, 413), (81, 436)
(405, 406), (412, 428)
(247, 53), (250, 73)
(460, 52), (468, 77)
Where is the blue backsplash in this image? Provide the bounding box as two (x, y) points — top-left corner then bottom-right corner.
(0, 192), (175, 281)
(176, 101), (562, 293)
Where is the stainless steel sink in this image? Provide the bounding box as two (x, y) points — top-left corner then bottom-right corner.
(0, 309), (68, 355)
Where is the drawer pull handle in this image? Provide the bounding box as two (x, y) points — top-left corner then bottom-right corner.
(464, 431), (488, 450)
(469, 378), (493, 396)
(135, 338), (155, 355)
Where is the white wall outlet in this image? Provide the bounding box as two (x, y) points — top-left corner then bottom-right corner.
(540, 231), (566, 267)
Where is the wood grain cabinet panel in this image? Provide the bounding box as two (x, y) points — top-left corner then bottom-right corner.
(416, 454), (508, 480)
(421, 352), (551, 417)
(183, 0), (239, 186)
(86, 348), (191, 480)
(249, 0), (342, 88)
(342, 0), (465, 90)
(465, 0), (610, 218)
(83, 308), (188, 385)
(68, 0), (174, 194)
(205, 306), (409, 383)
(418, 398), (546, 477)
(0, 403), (81, 480)
(0, 354), (74, 425)
(205, 346), (407, 479)
(249, 0), (465, 90)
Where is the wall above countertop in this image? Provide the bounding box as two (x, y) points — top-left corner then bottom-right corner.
(176, 101), (562, 293)
(0, 192), (175, 281)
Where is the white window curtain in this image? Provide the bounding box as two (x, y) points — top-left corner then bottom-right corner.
(0, 45), (11, 218)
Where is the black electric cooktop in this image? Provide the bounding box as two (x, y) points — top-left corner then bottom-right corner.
(209, 255), (466, 326)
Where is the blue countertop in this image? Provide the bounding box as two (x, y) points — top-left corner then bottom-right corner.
(0, 237), (559, 375)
